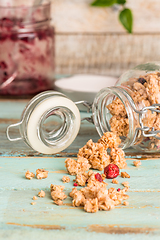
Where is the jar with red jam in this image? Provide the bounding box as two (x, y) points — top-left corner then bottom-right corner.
(0, 0), (55, 95)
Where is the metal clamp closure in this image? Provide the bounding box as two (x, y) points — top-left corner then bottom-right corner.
(75, 100), (94, 124)
(131, 102), (160, 140)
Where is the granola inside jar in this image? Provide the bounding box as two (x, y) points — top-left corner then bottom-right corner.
(92, 62), (160, 152)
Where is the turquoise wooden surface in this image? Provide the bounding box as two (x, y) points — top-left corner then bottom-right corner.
(0, 99), (160, 240)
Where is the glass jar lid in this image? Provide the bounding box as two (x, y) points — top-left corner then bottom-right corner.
(7, 91), (81, 154)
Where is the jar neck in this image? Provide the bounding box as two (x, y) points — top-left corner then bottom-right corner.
(92, 86), (138, 149)
(19, 91), (81, 154)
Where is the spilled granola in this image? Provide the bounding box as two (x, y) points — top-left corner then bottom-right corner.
(29, 131), (130, 213)
(122, 181), (129, 187)
(133, 160), (141, 167)
(70, 173), (129, 213)
(69, 132), (127, 172)
(63, 131), (129, 213)
(78, 139), (110, 171)
(112, 179), (119, 184)
(36, 169), (49, 179)
(121, 172), (130, 178)
(33, 196), (38, 200)
(65, 157), (91, 175)
(50, 184), (67, 205)
(38, 190), (45, 198)
(62, 176), (70, 183)
(25, 170), (35, 180)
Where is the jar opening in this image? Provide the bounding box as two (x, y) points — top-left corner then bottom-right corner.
(17, 91), (81, 154)
(38, 107), (73, 148)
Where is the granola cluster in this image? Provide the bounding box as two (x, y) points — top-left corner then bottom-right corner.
(98, 132), (121, 149)
(25, 169), (48, 180)
(78, 139), (110, 171)
(70, 174), (129, 213)
(112, 179), (119, 184)
(133, 160), (141, 167)
(65, 157), (91, 175)
(38, 190), (45, 198)
(62, 176), (70, 183)
(50, 184), (67, 205)
(65, 132), (126, 175)
(121, 172), (130, 178)
(27, 131), (132, 213)
(25, 170), (35, 180)
(110, 148), (127, 169)
(31, 191), (46, 205)
(107, 72), (160, 144)
(61, 132), (130, 213)
(36, 169), (49, 179)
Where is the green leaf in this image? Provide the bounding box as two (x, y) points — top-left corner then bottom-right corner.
(116, 0), (126, 4)
(119, 8), (133, 33)
(91, 0), (116, 7)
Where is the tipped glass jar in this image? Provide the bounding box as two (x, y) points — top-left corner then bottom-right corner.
(0, 0), (54, 95)
(93, 62), (160, 152)
(7, 62), (160, 154)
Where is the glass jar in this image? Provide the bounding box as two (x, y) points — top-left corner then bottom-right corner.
(7, 91), (81, 154)
(92, 62), (160, 153)
(0, 0), (54, 95)
(7, 62), (160, 154)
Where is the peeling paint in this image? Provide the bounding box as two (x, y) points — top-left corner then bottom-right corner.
(125, 152), (160, 159)
(7, 222), (65, 230)
(88, 224), (156, 234)
(51, 170), (68, 174)
(0, 119), (19, 124)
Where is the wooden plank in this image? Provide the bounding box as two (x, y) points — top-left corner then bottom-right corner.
(50, 0), (160, 75)
(1, 98), (160, 239)
(55, 33), (160, 76)
(0, 158), (160, 239)
(0, 99), (160, 158)
(0, 118), (99, 157)
(0, 157), (160, 191)
(5, 0), (160, 33)
(51, 0), (160, 33)
(0, 98), (99, 156)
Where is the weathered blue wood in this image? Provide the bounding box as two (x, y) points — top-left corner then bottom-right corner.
(0, 158), (160, 239)
(0, 99), (99, 157)
(1, 98), (160, 239)
(0, 157), (160, 191)
(0, 99), (159, 159)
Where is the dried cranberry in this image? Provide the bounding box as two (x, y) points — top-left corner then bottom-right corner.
(117, 188), (121, 192)
(95, 173), (103, 182)
(73, 183), (78, 187)
(104, 164), (119, 179)
(138, 78), (146, 85)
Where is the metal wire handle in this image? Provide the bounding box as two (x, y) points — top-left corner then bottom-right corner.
(75, 100), (94, 123)
(130, 101), (160, 140)
(76, 98), (160, 141)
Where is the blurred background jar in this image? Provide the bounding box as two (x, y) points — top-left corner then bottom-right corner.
(0, 0), (55, 95)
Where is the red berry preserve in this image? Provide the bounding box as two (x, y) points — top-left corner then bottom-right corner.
(0, 1), (55, 95)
